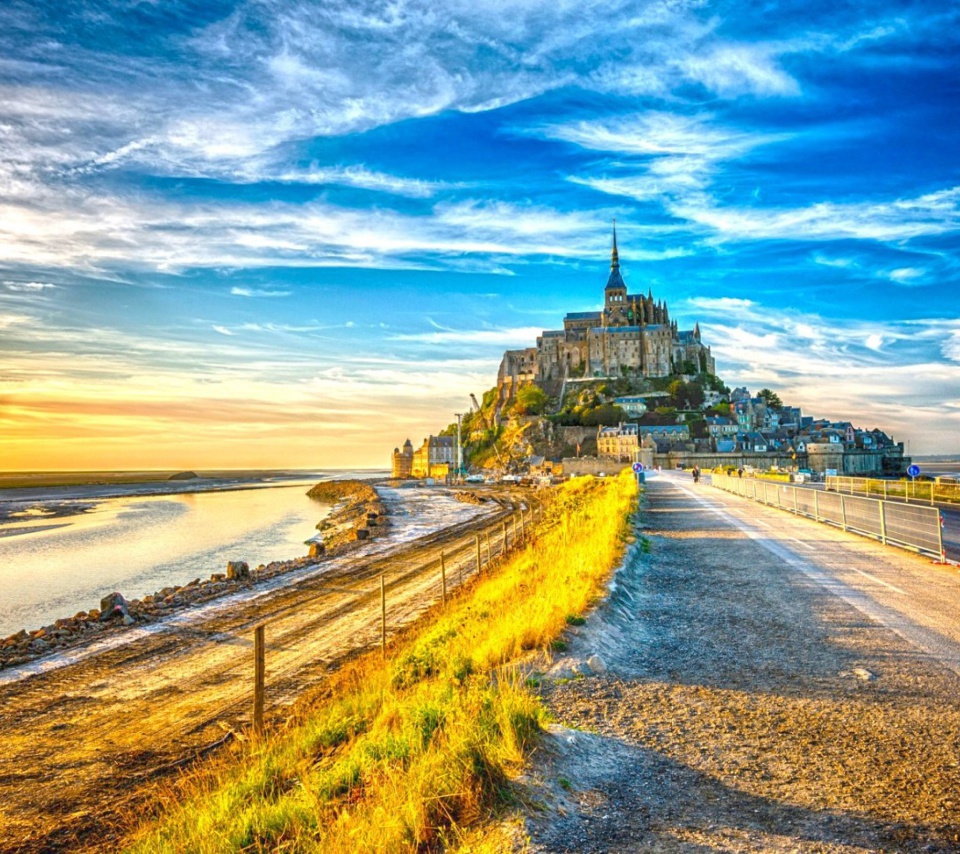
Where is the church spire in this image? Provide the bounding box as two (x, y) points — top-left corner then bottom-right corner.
(610, 219), (620, 271)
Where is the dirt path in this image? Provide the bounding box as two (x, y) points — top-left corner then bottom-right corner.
(0, 487), (532, 853)
(522, 473), (960, 852)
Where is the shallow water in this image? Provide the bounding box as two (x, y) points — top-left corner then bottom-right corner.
(0, 481), (332, 637)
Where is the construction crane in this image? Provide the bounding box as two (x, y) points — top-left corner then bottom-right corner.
(469, 393), (487, 429)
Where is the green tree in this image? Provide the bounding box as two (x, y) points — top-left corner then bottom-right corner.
(758, 388), (783, 410)
(580, 404), (626, 426)
(514, 385), (549, 416)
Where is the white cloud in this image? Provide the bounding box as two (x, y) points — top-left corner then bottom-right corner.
(212, 325), (235, 336)
(885, 267), (925, 283)
(274, 165), (456, 198)
(678, 43), (800, 97)
(674, 187), (960, 242)
(389, 325), (545, 346)
(2, 280), (57, 291)
(230, 287), (292, 298)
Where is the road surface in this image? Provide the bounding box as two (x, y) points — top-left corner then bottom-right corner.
(526, 471), (960, 852)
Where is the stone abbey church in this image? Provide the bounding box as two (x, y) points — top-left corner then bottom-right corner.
(498, 227), (715, 390)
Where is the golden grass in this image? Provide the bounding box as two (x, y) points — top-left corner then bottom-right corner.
(126, 472), (637, 853)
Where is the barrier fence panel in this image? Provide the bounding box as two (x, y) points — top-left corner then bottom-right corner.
(883, 502), (943, 555)
(795, 487), (817, 519)
(841, 495), (883, 541)
(827, 475), (960, 507)
(710, 474), (943, 559)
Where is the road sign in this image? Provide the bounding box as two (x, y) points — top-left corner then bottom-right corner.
(907, 464), (921, 478)
(632, 462), (644, 473)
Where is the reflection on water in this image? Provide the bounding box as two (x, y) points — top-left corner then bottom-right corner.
(0, 483), (330, 637)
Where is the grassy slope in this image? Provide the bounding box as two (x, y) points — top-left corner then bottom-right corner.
(127, 473), (637, 853)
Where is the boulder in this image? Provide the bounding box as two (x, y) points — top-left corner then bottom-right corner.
(308, 541), (325, 558)
(356, 528), (370, 541)
(99, 592), (130, 621)
(227, 561), (250, 580)
(586, 654), (607, 675)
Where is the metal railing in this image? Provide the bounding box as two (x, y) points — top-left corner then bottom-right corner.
(711, 474), (944, 560)
(825, 475), (960, 507)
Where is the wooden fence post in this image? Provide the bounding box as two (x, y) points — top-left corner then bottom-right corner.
(380, 574), (387, 657)
(476, 534), (482, 575)
(485, 531), (491, 565)
(440, 553), (447, 605)
(502, 520), (507, 552)
(253, 624), (265, 736)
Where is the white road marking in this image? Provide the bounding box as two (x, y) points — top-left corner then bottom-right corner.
(787, 537), (815, 550)
(849, 567), (907, 595)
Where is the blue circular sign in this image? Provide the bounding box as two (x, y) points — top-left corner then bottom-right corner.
(632, 462), (644, 473)
(907, 464), (921, 478)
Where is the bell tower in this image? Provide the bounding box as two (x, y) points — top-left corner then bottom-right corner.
(604, 221), (627, 322)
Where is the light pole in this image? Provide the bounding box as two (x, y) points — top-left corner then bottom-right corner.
(455, 413), (463, 482)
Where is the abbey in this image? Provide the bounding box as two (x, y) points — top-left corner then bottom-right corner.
(498, 227), (714, 390)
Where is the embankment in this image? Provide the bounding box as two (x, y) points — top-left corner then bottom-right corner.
(125, 472), (637, 853)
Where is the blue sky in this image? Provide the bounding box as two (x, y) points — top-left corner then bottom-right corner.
(1, 0), (958, 468)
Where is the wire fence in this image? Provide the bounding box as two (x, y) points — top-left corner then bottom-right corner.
(250, 500), (543, 735)
(711, 474), (944, 560)
(825, 475), (960, 507)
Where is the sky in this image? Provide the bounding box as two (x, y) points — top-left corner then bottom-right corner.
(1, 0), (958, 470)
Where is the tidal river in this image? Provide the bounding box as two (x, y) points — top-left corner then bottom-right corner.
(0, 475), (352, 639)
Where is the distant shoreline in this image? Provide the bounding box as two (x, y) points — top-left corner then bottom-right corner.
(0, 469), (385, 491)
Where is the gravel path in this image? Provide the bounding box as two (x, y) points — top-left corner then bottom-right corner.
(521, 474), (960, 852)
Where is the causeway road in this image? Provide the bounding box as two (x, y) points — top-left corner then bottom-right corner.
(527, 471), (960, 852)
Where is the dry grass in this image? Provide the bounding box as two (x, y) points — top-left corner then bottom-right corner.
(125, 472), (637, 853)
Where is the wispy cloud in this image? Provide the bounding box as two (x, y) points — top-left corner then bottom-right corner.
(389, 324), (545, 346)
(675, 187), (960, 243)
(273, 165), (457, 198)
(230, 287), (292, 298)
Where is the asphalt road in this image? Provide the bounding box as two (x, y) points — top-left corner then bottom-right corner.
(665, 471), (960, 673)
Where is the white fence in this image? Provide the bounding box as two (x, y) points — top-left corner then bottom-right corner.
(712, 474), (944, 559)
(825, 476), (960, 507)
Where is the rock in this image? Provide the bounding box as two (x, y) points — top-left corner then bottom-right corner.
(168, 470), (200, 481)
(586, 654), (607, 675)
(99, 592), (130, 621)
(572, 659), (594, 677)
(210, 573), (226, 583)
(308, 541), (325, 557)
(88, 609), (100, 620)
(122, 614), (136, 626)
(227, 561), (250, 580)
(356, 528), (370, 541)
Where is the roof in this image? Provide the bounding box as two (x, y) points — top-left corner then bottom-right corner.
(639, 425), (688, 434)
(565, 311), (602, 321)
